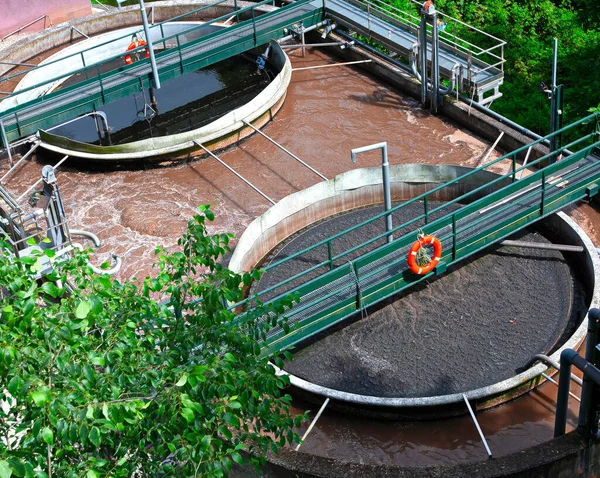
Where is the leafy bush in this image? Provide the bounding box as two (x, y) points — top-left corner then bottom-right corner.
(0, 205), (302, 477)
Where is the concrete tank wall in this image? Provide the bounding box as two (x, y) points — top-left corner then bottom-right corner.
(0, 0), (91, 38)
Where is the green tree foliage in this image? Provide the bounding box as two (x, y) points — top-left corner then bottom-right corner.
(0, 206), (302, 477)
(388, 0), (600, 134)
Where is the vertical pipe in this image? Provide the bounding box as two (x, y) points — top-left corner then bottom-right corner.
(551, 37), (558, 90)
(431, 13), (439, 115)
(301, 26), (306, 58)
(577, 308), (600, 438)
(139, 0), (161, 89)
(554, 349), (577, 438)
(419, 15), (428, 107)
(381, 142), (393, 243)
(0, 120), (13, 167)
(549, 38), (558, 154)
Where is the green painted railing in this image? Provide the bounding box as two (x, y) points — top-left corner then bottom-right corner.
(232, 114), (600, 354)
(0, 0), (323, 142)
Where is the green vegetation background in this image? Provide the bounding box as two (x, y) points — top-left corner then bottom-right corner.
(411, 0), (599, 135)
(93, 0), (599, 135)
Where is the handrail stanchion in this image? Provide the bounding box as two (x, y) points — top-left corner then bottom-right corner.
(0, 120), (13, 167)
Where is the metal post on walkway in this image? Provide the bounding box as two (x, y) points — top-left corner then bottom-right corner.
(549, 38), (563, 155)
(351, 142), (392, 243)
(419, 14), (428, 107)
(0, 120), (13, 167)
(139, 0), (161, 89)
(430, 12), (439, 115)
(295, 398), (330, 451)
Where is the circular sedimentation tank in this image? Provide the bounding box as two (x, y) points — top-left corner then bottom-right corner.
(229, 164), (600, 476)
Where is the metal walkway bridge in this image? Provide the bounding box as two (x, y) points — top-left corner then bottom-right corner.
(0, 0), (504, 145)
(232, 115), (600, 356)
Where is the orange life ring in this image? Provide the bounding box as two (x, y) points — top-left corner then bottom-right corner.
(407, 235), (442, 275)
(124, 40), (149, 65)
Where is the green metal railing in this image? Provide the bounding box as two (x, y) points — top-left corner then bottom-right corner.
(232, 113), (600, 354)
(0, 0), (323, 143)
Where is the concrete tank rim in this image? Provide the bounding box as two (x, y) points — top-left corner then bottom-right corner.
(228, 164), (600, 408)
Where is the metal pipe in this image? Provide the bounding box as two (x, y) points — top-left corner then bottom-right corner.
(477, 131), (504, 167)
(541, 373), (580, 402)
(518, 146), (533, 179)
(500, 240), (584, 253)
(70, 26), (89, 41)
(463, 394), (492, 457)
(551, 37), (558, 90)
(0, 61), (36, 67)
(242, 120), (327, 180)
(193, 141), (275, 205)
(280, 41), (354, 49)
(1, 15), (52, 42)
(292, 60), (372, 71)
(0, 119), (13, 167)
(278, 20), (330, 44)
(139, 0), (161, 89)
(419, 14), (428, 106)
(69, 229), (102, 248)
(430, 13), (439, 114)
(554, 348), (600, 438)
(0, 142), (39, 183)
(351, 142), (392, 243)
(520, 353), (583, 386)
(295, 398), (330, 451)
(577, 308), (600, 438)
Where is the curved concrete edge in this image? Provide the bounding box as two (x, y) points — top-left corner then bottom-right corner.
(228, 164), (599, 408)
(228, 164), (506, 272)
(37, 42), (291, 160)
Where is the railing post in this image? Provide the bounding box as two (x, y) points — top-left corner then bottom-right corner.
(451, 214), (457, 260)
(0, 120), (13, 167)
(540, 171), (546, 216)
(234, 0), (240, 24)
(353, 261), (362, 310)
(327, 241), (334, 270)
(81, 52), (89, 80)
(96, 65), (105, 103)
(424, 195), (429, 224)
(176, 34), (184, 73)
(252, 7), (257, 46)
(512, 153), (516, 182)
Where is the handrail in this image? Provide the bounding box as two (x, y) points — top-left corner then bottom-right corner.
(0, 0), (299, 107)
(231, 114), (599, 309)
(1, 15), (53, 42)
(0, 0), (232, 86)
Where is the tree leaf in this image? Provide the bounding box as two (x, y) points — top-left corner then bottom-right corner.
(41, 427), (54, 445)
(89, 427), (101, 447)
(175, 373), (188, 387)
(40, 282), (59, 298)
(30, 389), (49, 407)
(86, 471), (98, 478)
(0, 461), (12, 478)
(228, 401), (242, 410)
(75, 301), (91, 319)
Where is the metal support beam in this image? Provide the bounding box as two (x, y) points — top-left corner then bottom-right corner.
(241, 120), (327, 181)
(0, 142), (39, 184)
(500, 240), (583, 253)
(351, 142), (392, 243)
(17, 155), (69, 203)
(193, 141), (275, 205)
(139, 0), (161, 89)
(295, 398), (330, 451)
(463, 394), (492, 457)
